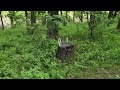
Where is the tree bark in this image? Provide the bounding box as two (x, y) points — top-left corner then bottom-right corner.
(38, 11), (41, 15)
(9, 11), (14, 27)
(60, 11), (62, 16)
(31, 11), (36, 26)
(25, 11), (29, 31)
(56, 43), (74, 62)
(47, 11), (59, 39)
(28, 11), (37, 34)
(9, 11), (15, 27)
(86, 11), (89, 22)
(88, 12), (95, 39)
(48, 11), (58, 16)
(116, 18), (120, 31)
(0, 11), (4, 30)
(113, 11), (118, 18)
(108, 11), (114, 19)
(25, 11), (28, 20)
(80, 11), (83, 22)
(73, 11), (75, 22)
(66, 11), (68, 19)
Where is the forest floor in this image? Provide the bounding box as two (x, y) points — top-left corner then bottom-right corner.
(0, 22), (120, 79)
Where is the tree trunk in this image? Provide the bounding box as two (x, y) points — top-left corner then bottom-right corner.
(80, 11), (83, 22)
(25, 11), (29, 31)
(116, 18), (120, 31)
(88, 12), (95, 39)
(73, 11), (75, 22)
(113, 11), (118, 18)
(38, 11), (46, 25)
(66, 11), (68, 19)
(9, 11), (14, 27)
(48, 11), (58, 16)
(46, 29), (58, 39)
(42, 17), (46, 25)
(56, 43), (74, 62)
(86, 11), (89, 22)
(31, 11), (36, 25)
(60, 11), (62, 16)
(38, 11), (41, 15)
(81, 11), (83, 22)
(0, 11), (4, 30)
(25, 11), (28, 21)
(108, 11), (114, 19)
(47, 11), (59, 39)
(30, 11), (36, 34)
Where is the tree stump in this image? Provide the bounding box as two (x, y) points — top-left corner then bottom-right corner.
(47, 29), (58, 39)
(56, 43), (74, 62)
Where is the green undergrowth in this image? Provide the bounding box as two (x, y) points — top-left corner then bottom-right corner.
(0, 22), (120, 79)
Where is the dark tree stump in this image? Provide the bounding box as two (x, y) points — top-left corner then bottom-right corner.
(56, 43), (74, 62)
(47, 29), (58, 39)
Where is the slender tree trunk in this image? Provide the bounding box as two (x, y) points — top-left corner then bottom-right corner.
(108, 11), (114, 19)
(108, 11), (118, 19)
(66, 11), (68, 19)
(25, 11), (29, 31)
(0, 11), (4, 30)
(48, 11), (58, 16)
(60, 11), (62, 16)
(113, 11), (118, 18)
(116, 18), (120, 31)
(28, 11), (37, 34)
(9, 11), (14, 27)
(86, 11), (89, 22)
(31, 11), (36, 26)
(47, 11), (59, 39)
(81, 11), (83, 22)
(73, 11), (75, 22)
(38, 11), (41, 15)
(25, 11), (28, 23)
(88, 12), (95, 39)
(38, 11), (46, 25)
(80, 11), (83, 22)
